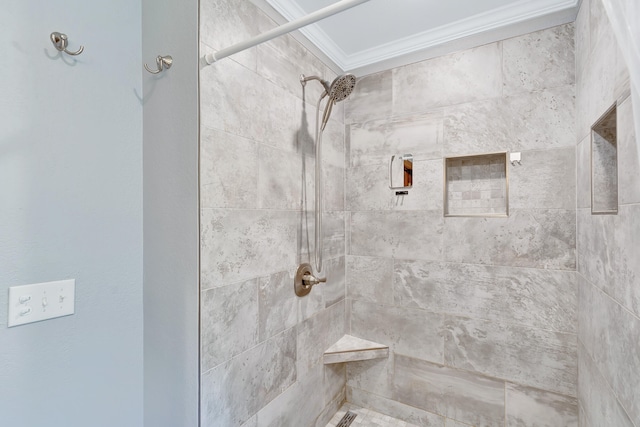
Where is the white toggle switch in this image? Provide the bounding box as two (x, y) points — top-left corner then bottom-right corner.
(7, 280), (75, 327)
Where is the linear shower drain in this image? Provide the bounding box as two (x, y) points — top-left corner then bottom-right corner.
(336, 411), (357, 427)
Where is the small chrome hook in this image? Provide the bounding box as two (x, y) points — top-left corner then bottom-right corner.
(50, 32), (84, 56)
(144, 55), (173, 74)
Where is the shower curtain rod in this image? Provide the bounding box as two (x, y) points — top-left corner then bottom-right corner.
(203, 0), (370, 65)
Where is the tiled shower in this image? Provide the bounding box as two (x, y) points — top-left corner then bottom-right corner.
(199, 0), (639, 426)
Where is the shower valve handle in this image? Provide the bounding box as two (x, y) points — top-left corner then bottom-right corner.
(295, 263), (327, 297)
(302, 274), (326, 287)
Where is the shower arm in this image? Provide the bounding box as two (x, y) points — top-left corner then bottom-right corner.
(203, 0), (370, 65)
(300, 75), (331, 94)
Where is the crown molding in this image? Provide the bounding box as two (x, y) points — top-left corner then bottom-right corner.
(265, 0), (579, 72)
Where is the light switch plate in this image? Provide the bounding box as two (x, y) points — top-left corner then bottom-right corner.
(7, 279), (75, 327)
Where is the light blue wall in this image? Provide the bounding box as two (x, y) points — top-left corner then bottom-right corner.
(0, 1), (143, 426)
(142, 0), (200, 426)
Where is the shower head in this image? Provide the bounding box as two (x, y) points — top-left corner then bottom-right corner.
(300, 73), (357, 130)
(327, 74), (356, 102)
(321, 74), (356, 130)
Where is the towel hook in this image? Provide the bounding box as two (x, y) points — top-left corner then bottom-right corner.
(144, 55), (173, 74)
(50, 32), (84, 56)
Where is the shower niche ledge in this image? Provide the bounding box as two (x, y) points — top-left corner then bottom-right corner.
(323, 335), (389, 365)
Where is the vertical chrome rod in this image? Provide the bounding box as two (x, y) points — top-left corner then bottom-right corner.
(204, 0), (370, 65)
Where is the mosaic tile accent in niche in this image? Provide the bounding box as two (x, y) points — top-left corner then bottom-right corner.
(444, 152), (508, 216)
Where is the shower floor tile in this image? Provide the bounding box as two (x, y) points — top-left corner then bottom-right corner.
(325, 403), (421, 427)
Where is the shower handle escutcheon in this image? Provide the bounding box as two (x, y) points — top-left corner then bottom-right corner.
(294, 263), (326, 297)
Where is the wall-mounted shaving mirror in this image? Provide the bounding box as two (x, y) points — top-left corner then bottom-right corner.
(591, 104), (618, 214)
(389, 154), (413, 190)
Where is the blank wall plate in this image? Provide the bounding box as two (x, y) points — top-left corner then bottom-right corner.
(7, 279), (75, 327)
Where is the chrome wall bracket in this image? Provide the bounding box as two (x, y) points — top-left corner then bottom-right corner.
(294, 263), (326, 297)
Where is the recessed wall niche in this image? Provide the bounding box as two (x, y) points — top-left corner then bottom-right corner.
(591, 104), (618, 214)
(444, 152), (508, 217)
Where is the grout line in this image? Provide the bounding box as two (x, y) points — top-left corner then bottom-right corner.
(579, 272), (640, 322)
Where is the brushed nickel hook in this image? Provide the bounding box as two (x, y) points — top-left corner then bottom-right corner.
(144, 55), (173, 74)
(50, 32), (84, 56)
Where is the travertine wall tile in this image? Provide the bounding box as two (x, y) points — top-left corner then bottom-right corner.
(297, 301), (345, 379)
(347, 255), (394, 303)
(255, 365), (324, 427)
(577, 205), (640, 317)
(200, 1), (347, 423)
(257, 144), (302, 210)
(347, 162), (392, 211)
(347, 159), (443, 211)
(576, 11), (629, 141)
(200, 127), (258, 209)
(444, 85), (576, 155)
(346, 355), (395, 400)
(322, 116), (348, 167)
(509, 147), (576, 210)
(200, 0), (269, 70)
(578, 340), (635, 427)
(576, 136), (591, 209)
(351, 210), (443, 260)
(589, 0), (608, 50)
(445, 420), (473, 427)
(393, 43), (503, 115)
(444, 316), (577, 396)
(575, 0), (591, 71)
(258, 271), (297, 342)
(201, 329), (296, 427)
(323, 163), (346, 212)
(257, 34), (327, 101)
(578, 278), (640, 424)
(351, 300), (444, 363)
(323, 256), (346, 308)
(344, 23), (578, 425)
(201, 279), (259, 372)
(200, 209), (298, 289)
(394, 261), (576, 333)
(322, 211), (347, 260)
(506, 383), (578, 427)
(443, 209), (576, 269)
(345, 70), (393, 124)
(241, 415), (257, 427)
(349, 111), (443, 168)
(617, 98), (640, 205)
(347, 386), (446, 426)
(503, 24), (575, 96)
(200, 58), (298, 152)
(394, 355), (505, 427)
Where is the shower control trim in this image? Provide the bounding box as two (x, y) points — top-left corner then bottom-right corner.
(294, 263), (326, 297)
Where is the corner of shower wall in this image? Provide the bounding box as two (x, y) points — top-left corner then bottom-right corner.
(197, 0), (348, 426)
(575, 0), (640, 426)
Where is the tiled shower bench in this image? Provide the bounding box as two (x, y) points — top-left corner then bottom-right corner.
(323, 335), (389, 365)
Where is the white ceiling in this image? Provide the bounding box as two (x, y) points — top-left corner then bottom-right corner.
(254, 0), (580, 75)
